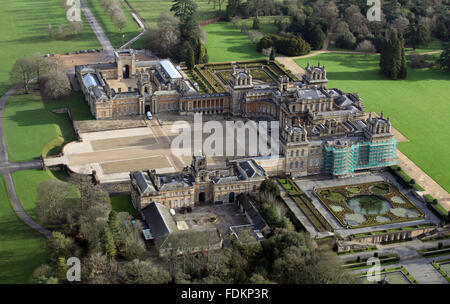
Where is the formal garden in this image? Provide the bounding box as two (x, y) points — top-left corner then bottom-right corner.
(359, 267), (417, 284)
(315, 181), (424, 228)
(278, 178), (333, 233)
(432, 260), (450, 283)
(189, 59), (298, 93)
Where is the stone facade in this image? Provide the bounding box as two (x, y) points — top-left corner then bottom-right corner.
(77, 49), (397, 179)
(130, 156), (266, 211)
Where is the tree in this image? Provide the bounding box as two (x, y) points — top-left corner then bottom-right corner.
(144, 12), (181, 58)
(380, 31), (407, 79)
(68, 21), (84, 35)
(81, 252), (116, 284)
(29, 264), (58, 284)
(115, 212), (147, 260)
(112, 10), (127, 33)
(170, 0), (198, 21)
(438, 44), (450, 73)
(108, 210), (121, 244)
(36, 179), (80, 231)
(295, 20), (326, 50)
(118, 259), (171, 284)
(269, 48), (275, 60)
(252, 18), (260, 30)
(9, 57), (36, 94)
(41, 71), (72, 99)
(57, 25), (66, 40)
(335, 31), (356, 49)
(186, 45), (195, 70)
(259, 179), (280, 197)
(355, 40), (376, 53)
(47, 231), (77, 264)
(100, 227), (117, 258)
(31, 52), (47, 83)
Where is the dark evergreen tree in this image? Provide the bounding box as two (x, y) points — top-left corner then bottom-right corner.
(380, 31), (407, 79)
(438, 44), (450, 73)
(269, 48), (275, 60)
(100, 227), (117, 258)
(108, 210), (121, 244)
(252, 18), (260, 30)
(186, 45), (195, 70)
(170, 0), (198, 21)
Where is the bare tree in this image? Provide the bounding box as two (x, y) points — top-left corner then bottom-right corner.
(57, 25), (66, 40)
(118, 259), (171, 284)
(41, 71), (72, 99)
(9, 57), (36, 94)
(68, 21), (84, 35)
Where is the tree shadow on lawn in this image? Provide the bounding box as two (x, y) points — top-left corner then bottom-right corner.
(327, 67), (450, 82)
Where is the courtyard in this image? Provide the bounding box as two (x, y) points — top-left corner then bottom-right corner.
(172, 203), (251, 243)
(45, 112), (271, 182)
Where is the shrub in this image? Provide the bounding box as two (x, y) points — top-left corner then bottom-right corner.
(335, 31), (356, 49)
(257, 34), (310, 56)
(355, 40), (376, 53)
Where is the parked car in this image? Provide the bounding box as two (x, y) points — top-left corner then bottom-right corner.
(146, 111), (153, 120)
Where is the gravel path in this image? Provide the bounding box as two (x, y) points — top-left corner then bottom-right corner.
(80, 0), (114, 59)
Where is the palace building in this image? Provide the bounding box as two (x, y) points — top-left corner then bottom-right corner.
(130, 156), (266, 210)
(77, 49), (397, 197)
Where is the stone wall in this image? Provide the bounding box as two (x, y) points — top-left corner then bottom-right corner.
(350, 227), (436, 244)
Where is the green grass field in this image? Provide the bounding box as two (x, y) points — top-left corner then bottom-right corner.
(0, 175), (48, 284)
(128, 0), (218, 26)
(3, 90), (93, 162)
(86, 0), (144, 48)
(110, 195), (139, 217)
(0, 0), (99, 96)
(205, 22), (265, 62)
(295, 53), (450, 192)
(12, 170), (61, 221)
(239, 16), (286, 35)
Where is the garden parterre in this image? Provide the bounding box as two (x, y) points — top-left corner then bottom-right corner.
(315, 181), (424, 229)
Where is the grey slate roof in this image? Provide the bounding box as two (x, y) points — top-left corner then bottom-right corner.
(237, 194), (268, 231)
(142, 202), (178, 239)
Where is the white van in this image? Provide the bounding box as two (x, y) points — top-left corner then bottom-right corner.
(146, 111), (153, 120)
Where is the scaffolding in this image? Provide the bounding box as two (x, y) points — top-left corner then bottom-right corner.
(324, 139), (397, 176)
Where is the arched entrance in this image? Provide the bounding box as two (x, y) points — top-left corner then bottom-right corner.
(123, 65), (130, 78)
(228, 192), (235, 203)
(145, 105), (151, 113)
(199, 192), (206, 203)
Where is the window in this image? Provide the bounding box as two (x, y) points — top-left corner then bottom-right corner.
(296, 150), (299, 157)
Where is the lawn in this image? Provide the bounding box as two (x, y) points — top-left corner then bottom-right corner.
(295, 53), (450, 193)
(0, 0), (99, 96)
(127, 0), (218, 26)
(110, 195), (140, 217)
(239, 16), (285, 35)
(0, 175), (48, 284)
(12, 170), (62, 221)
(205, 22), (265, 62)
(86, 0), (144, 48)
(3, 90), (93, 162)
